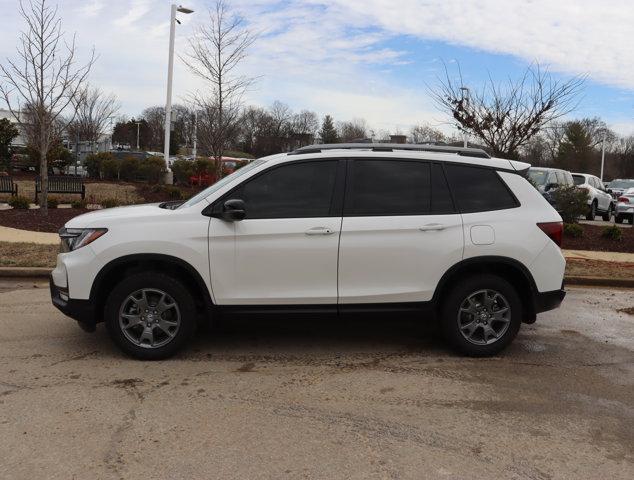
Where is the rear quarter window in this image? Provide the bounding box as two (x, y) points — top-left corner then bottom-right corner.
(445, 164), (519, 213)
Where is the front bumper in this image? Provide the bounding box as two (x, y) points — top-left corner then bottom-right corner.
(534, 288), (566, 314)
(50, 277), (96, 332)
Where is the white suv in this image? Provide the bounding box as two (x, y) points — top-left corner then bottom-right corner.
(572, 173), (614, 221)
(50, 144), (566, 359)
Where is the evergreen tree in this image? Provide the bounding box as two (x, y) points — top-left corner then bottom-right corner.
(319, 115), (338, 144)
(0, 118), (19, 172)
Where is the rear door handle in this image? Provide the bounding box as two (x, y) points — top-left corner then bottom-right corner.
(419, 223), (446, 232)
(305, 227), (335, 235)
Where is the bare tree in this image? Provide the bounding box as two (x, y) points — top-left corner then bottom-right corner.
(338, 118), (368, 142)
(68, 85), (119, 148)
(183, 0), (256, 177)
(142, 106), (166, 151)
(409, 123), (446, 144)
(430, 64), (584, 158)
(0, 0), (94, 213)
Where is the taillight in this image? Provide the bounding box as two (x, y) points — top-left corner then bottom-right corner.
(618, 196), (629, 203)
(537, 222), (563, 247)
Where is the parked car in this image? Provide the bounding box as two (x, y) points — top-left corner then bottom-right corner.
(572, 173), (614, 221)
(527, 167), (575, 212)
(615, 187), (634, 224)
(607, 179), (634, 198)
(50, 144), (566, 359)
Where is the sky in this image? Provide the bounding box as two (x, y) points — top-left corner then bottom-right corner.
(1, 0), (633, 137)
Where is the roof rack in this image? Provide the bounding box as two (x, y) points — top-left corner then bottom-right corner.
(290, 143), (491, 159)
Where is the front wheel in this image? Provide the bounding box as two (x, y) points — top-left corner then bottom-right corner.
(440, 274), (522, 357)
(615, 214), (624, 224)
(105, 272), (197, 360)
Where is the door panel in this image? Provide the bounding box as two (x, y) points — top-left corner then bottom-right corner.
(209, 217), (341, 304)
(338, 214), (463, 303)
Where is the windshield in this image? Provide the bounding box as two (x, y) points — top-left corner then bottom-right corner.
(609, 180), (634, 189)
(572, 174), (586, 186)
(178, 159), (267, 208)
(528, 169), (548, 186)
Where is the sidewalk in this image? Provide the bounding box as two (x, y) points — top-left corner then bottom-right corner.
(564, 249), (634, 263)
(0, 226), (59, 245)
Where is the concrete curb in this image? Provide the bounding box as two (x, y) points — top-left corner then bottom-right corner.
(1, 268), (632, 289)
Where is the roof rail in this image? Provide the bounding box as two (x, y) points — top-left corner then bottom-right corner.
(290, 143), (491, 159)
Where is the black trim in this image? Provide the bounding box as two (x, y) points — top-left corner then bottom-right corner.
(534, 289), (566, 314)
(50, 277), (96, 332)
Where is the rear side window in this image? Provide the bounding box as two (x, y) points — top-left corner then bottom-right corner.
(345, 160), (430, 216)
(572, 174), (585, 186)
(237, 160), (338, 219)
(445, 164), (519, 213)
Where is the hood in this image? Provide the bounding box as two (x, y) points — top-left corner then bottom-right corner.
(65, 203), (170, 228)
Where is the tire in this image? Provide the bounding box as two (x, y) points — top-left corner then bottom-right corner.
(105, 272), (197, 360)
(440, 274), (522, 357)
(601, 204), (613, 222)
(615, 214), (624, 224)
(586, 201), (596, 221)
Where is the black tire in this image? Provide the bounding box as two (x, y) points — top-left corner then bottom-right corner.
(601, 204), (613, 222)
(105, 272), (197, 360)
(586, 201), (596, 221)
(440, 274), (522, 357)
(615, 214), (624, 224)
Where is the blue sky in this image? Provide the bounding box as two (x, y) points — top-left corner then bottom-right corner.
(1, 0), (633, 136)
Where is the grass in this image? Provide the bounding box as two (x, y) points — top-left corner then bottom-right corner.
(11, 180), (142, 204)
(0, 242), (58, 267)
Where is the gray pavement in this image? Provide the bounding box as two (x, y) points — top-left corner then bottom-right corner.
(0, 283), (633, 480)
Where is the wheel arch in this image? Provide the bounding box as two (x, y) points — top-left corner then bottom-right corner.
(90, 254), (213, 323)
(432, 256), (538, 323)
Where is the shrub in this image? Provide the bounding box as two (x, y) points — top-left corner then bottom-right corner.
(9, 195), (30, 209)
(46, 197), (59, 209)
(602, 225), (622, 241)
(164, 185), (183, 199)
(171, 158), (195, 185)
(101, 157), (119, 180)
(563, 223), (583, 238)
(139, 156), (165, 184)
(120, 156), (140, 181)
(85, 152), (114, 179)
(552, 186), (588, 224)
(71, 199), (87, 209)
(101, 198), (120, 209)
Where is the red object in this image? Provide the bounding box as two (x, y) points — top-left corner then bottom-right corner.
(617, 196), (629, 203)
(537, 222), (563, 247)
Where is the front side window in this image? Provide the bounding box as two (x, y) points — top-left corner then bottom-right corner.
(345, 160), (431, 216)
(234, 160), (338, 219)
(445, 164), (519, 213)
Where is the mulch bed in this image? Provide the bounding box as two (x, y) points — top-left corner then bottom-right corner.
(0, 208), (90, 233)
(563, 224), (634, 253)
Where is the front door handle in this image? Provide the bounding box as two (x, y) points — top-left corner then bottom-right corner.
(305, 227), (335, 236)
(419, 223), (446, 232)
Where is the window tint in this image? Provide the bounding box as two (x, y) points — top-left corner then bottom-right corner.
(237, 161), (338, 219)
(572, 174), (585, 186)
(431, 163), (455, 214)
(444, 164), (518, 213)
(345, 160), (430, 215)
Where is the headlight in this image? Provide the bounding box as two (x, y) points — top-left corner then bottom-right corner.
(59, 228), (108, 252)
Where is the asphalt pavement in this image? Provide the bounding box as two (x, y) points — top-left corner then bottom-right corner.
(0, 282), (633, 480)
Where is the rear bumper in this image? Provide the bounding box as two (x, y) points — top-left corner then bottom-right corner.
(49, 277), (96, 332)
(534, 288), (566, 314)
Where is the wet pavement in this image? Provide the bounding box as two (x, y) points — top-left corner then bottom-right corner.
(0, 283), (632, 479)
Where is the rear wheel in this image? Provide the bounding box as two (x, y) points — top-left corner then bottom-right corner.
(615, 214), (624, 224)
(105, 272), (197, 360)
(601, 204), (613, 221)
(586, 201), (596, 221)
(440, 274), (522, 356)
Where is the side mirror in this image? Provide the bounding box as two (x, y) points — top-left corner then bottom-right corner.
(545, 183), (558, 192)
(221, 198), (246, 221)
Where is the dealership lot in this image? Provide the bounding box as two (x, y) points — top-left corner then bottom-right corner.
(0, 282), (633, 479)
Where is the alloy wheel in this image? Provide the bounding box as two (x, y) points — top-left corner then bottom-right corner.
(457, 289), (511, 345)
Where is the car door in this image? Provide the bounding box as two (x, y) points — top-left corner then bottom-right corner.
(208, 159), (344, 305)
(338, 159), (463, 304)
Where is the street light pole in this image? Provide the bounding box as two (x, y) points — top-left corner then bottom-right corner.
(135, 122), (141, 150)
(600, 131), (606, 182)
(192, 110), (198, 159)
(163, 4), (193, 183)
(460, 86), (470, 148)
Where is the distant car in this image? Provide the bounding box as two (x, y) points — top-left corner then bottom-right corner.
(572, 173), (614, 221)
(528, 167), (575, 212)
(606, 179), (634, 198)
(615, 187), (634, 224)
